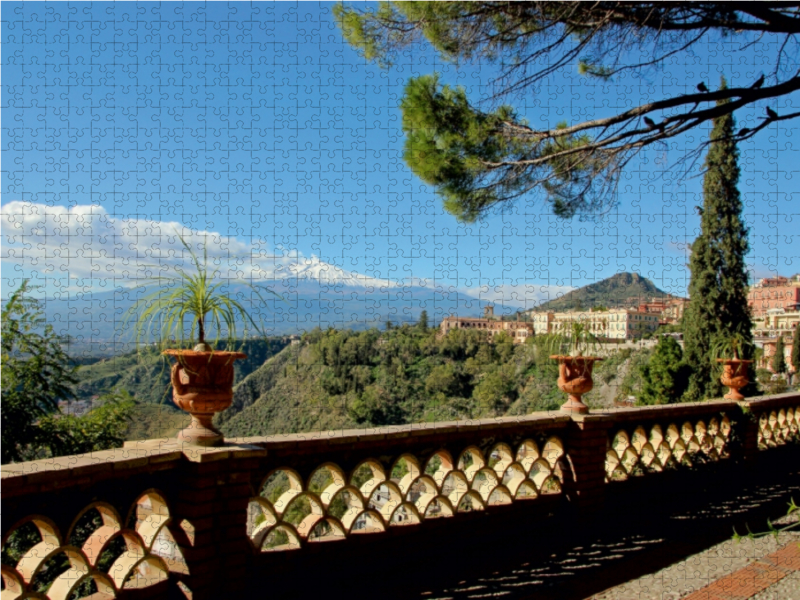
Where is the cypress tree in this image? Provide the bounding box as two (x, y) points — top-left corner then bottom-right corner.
(791, 324), (800, 376)
(418, 310), (429, 332)
(771, 336), (787, 374)
(682, 79), (753, 401)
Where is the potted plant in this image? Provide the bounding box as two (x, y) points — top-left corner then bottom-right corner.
(124, 232), (278, 446)
(712, 333), (754, 401)
(548, 320), (604, 414)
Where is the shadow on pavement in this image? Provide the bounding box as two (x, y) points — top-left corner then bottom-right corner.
(256, 447), (799, 600)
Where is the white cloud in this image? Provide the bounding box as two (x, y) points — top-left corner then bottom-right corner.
(1, 202), (396, 293)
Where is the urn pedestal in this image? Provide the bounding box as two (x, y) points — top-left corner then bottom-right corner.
(550, 355), (603, 414)
(163, 349), (247, 446)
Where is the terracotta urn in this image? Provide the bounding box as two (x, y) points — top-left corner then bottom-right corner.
(163, 349), (247, 446)
(716, 358), (752, 401)
(550, 355), (603, 414)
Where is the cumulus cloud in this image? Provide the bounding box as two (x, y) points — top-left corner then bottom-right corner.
(0, 202), (395, 292)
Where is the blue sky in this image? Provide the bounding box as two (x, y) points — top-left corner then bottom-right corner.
(2, 2), (798, 311)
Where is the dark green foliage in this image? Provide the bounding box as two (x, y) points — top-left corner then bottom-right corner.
(638, 337), (690, 405)
(792, 325), (800, 375)
(771, 336), (787, 374)
(472, 364), (518, 413)
(36, 393), (134, 457)
(399, 74), (597, 221)
(418, 310), (429, 331)
(683, 85), (753, 401)
(335, 3), (800, 220)
(757, 368), (788, 395)
(221, 326), (594, 437)
(1, 281), (134, 463)
(2, 281), (78, 463)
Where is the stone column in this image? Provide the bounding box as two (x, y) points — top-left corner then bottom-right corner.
(135, 442), (265, 600)
(562, 414), (614, 512)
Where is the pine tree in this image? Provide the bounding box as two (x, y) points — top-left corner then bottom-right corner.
(772, 336), (787, 374)
(682, 80), (753, 401)
(639, 336), (689, 405)
(791, 325), (800, 376)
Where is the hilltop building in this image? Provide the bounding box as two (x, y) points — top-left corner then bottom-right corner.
(753, 308), (800, 338)
(439, 305), (534, 344)
(637, 297), (688, 325)
(531, 309), (659, 340)
(756, 333), (796, 373)
(747, 275), (800, 317)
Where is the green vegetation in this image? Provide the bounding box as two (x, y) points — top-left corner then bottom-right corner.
(221, 326), (579, 437)
(418, 310), (429, 332)
(335, 3), (799, 220)
(75, 338), (289, 440)
(756, 368), (788, 396)
(532, 272), (669, 313)
(545, 320), (601, 357)
(638, 337), (690, 405)
(772, 336), (787, 375)
(123, 231), (280, 351)
(1, 281), (134, 463)
(683, 83), (753, 401)
(75, 339), (289, 405)
(583, 346), (655, 406)
(792, 325), (800, 376)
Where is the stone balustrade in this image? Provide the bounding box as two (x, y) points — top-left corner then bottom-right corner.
(2, 392), (799, 600)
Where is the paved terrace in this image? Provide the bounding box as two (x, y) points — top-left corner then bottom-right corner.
(2, 392), (799, 600)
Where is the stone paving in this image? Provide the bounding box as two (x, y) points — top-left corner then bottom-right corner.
(751, 568), (800, 600)
(588, 511), (800, 600)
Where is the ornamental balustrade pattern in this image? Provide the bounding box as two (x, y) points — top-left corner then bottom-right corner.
(758, 406), (799, 448)
(605, 416), (733, 482)
(246, 436), (566, 552)
(2, 392), (798, 600)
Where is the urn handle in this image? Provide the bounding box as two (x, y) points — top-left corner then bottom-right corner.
(171, 362), (190, 396)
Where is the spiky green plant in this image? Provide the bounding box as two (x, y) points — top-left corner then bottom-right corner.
(123, 232), (280, 352)
(546, 320), (601, 358)
(710, 332), (754, 362)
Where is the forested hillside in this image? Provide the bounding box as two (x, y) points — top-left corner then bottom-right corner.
(71, 326), (654, 441)
(532, 272), (672, 312)
(74, 338), (289, 439)
(221, 325), (581, 438)
(75, 338), (290, 403)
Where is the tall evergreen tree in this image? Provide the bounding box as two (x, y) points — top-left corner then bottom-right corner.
(791, 324), (800, 377)
(682, 80), (753, 401)
(771, 336), (787, 374)
(418, 310), (429, 332)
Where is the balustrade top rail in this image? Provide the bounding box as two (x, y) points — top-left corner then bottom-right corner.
(2, 392), (798, 600)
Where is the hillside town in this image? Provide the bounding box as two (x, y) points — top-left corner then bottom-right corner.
(439, 274), (800, 376)
(749, 274), (800, 372)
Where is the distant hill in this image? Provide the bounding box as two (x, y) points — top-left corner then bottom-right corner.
(530, 273), (674, 313)
(38, 280), (515, 357)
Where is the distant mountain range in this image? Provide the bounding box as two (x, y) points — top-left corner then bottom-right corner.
(36, 270), (677, 357)
(529, 272), (676, 313)
(39, 277), (514, 356)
